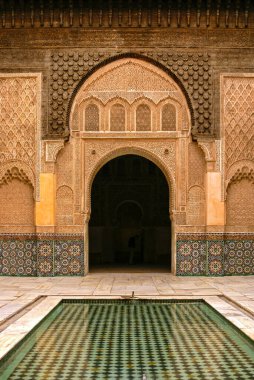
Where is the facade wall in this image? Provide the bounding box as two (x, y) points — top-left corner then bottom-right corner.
(0, 3), (253, 276)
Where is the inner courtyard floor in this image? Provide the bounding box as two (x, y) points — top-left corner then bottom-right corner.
(0, 274), (254, 361)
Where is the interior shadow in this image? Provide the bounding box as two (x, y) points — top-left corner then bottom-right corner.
(89, 154), (171, 272)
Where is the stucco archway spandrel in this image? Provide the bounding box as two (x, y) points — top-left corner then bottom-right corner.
(70, 57), (191, 132)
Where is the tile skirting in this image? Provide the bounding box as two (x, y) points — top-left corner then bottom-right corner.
(176, 233), (254, 276)
(0, 234), (84, 276)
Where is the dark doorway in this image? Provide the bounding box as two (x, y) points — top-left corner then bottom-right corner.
(89, 155), (171, 272)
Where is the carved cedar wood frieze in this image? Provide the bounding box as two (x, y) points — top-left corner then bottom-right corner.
(48, 52), (212, 138)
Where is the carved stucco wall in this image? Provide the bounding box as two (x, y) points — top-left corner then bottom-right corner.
(56, 185), (74, 226)
(0, 179), (34, 227)
(0, 74), (41, 192)
(55, 141), (75, 230)
(222, 75), (254, 172)
(55, 57), (217, 235)
(71, 58), (190, 133)
(221, 74), (254, 227)
(0, 74), (41, 232)
(67, 58), (193, 229)
(188, 143), (206, 188)
(187, 142), (206, 226)
(226, 179), (254, 226)
(49, 52), (212, 138)
(187, 186), (206, 226)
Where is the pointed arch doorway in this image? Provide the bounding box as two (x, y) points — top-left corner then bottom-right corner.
(89, 154), (171, 272)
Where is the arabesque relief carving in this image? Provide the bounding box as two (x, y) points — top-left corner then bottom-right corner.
(187, 186), (206, 226)
(49, 52), (212, 138)
(221, 75), (254, 172)
(68, 58), (194, 231)
(0, 177), (34, 227)
(222, 74), (254, 206)
(226, 161), (254, 187)
(56, 185), (74, 226)
(56, 142), (74, 189)
(197, 140), (216, 163)
(45, 140), (65, 163)
(0, 162), (34, 190)
(0, 166), (33, 187)
(0, 73), (41, 200)
(226, 178), (254, 226)
(188, 142), (206, 188)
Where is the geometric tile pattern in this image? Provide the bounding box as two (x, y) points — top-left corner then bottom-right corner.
(177, 233), (254, 276)
(54, 239), (84, 276)
(207, 240), (224, 276)
(0, 234), (84, 277)
(0, 233), (252, 277)
(176, 238), (206, 275)
(224, 239), (254, 276)
(1, 300), (254, 379)
(0, 236), (37, 276)
(37, 240), (54, 277)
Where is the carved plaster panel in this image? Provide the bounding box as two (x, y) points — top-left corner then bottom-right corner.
(188, 142), (206, 188)
(0, 166), (33, 195)
(215, 139), (222, 172)
(45, 140), (65, 163)
(49, 52), (212, 138)
(0, 161), (34, 190)
(226, 160), (254, 189)
(221, 74), (254, 200)
(197, 139), (216, 162)
(226, 178), (254, 226)
(71, 58), (190, 135)
(0, 73), (41, 200)
(73, 138), (82, 212)
(178, 138), (187, 207)
(221, 74), (254, 171)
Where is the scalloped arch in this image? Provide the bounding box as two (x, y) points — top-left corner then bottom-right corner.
(226, 160), (254, 193)
(0, 162), (35, 189)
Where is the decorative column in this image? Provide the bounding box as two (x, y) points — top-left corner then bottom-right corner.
(198, 139), (225, 226)
(83, 209), (91, 275)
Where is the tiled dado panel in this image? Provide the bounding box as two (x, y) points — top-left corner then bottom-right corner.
(224, 238), (254, 276)
(0, 236), (37, 276)
(176, 234), (254, 276)
(0, 234), (84, 276)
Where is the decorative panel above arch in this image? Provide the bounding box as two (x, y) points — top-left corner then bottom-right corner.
(78, 59), (182, 104)
(84, 103), (99, 131)
(110, 103), (126, 131)
(70, 57), (191, 136)
(49, 52), (212, 138)
(136, 104), (151, 131)
(161, 103), (176, 131)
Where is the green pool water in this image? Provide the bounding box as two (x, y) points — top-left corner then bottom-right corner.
(0, 300), (253, 379)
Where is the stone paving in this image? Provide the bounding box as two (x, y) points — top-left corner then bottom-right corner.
(0, 274), (254, 361)
(0, 274), (254, 312)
